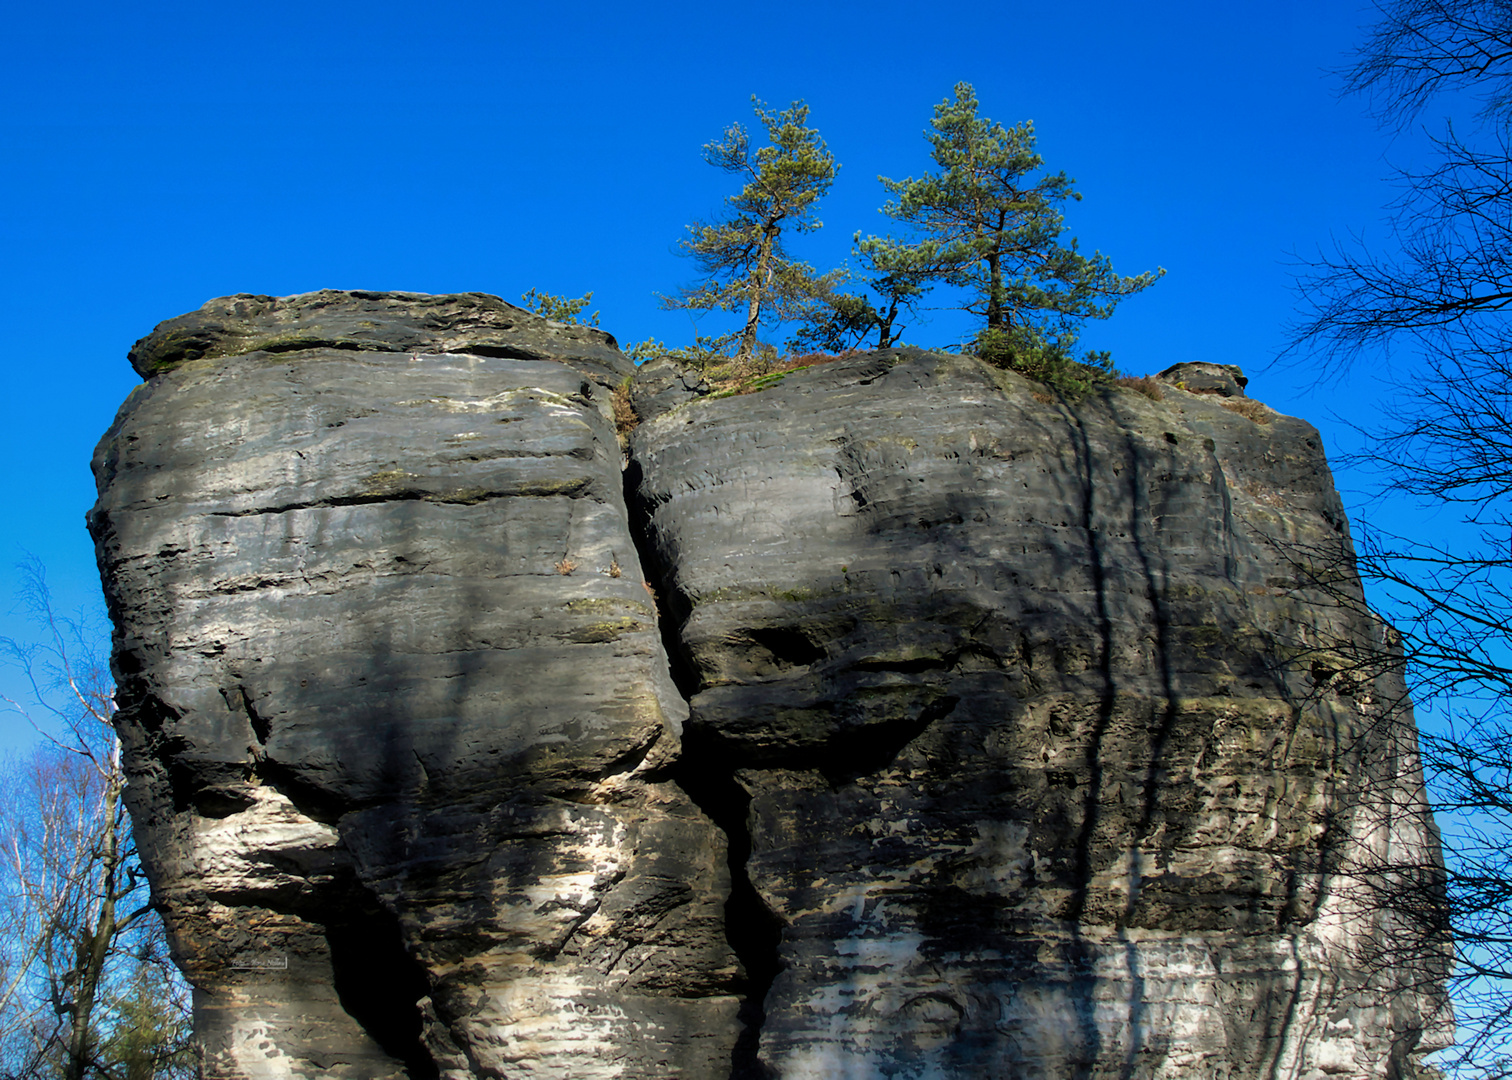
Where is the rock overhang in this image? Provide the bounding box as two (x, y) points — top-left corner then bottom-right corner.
(125, 289), (633, 385)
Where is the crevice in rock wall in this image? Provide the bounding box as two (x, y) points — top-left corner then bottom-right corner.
(324, 882), (439, 1080)
(622, 447), (781, 1079)
(203, 478), (594, 518)
(621, 452), (701, 700)
(237, 684), (270, 745)
(673, 733), (783, 1080)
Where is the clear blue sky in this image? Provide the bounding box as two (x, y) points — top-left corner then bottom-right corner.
(0, 0), (1438, 740)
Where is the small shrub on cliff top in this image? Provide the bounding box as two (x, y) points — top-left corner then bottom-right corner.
(1221, 397), (1273, 425)
(973, 325), (1113, 400)
(521, 288), (600, 326)
(1114, 375), (1164, 401)
(624, 331), (739, 373)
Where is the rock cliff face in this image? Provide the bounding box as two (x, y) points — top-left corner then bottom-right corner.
(91, 291), (1450, 1078)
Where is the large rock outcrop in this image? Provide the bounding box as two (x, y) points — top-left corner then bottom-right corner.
(90, 291), (1450, 1078)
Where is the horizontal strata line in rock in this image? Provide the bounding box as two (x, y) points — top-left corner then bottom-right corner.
(172, 575), (661, 599)
(215, 340), (608, 364)
(200, 483), (599, 517)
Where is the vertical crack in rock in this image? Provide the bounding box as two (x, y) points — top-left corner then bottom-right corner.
(672, 736), (784, 1080)
(621, 452), (703, 702)
(238, 685), (270, 745)
(622, 451), (782, 1079)
(325, 882), (439, 1080)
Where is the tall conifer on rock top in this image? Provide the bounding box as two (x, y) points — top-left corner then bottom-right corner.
(664, 98), (841, 362)
(859, 82), (1162, 388)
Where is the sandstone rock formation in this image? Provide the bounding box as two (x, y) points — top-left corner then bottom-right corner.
(91, 291), (1450, 1078)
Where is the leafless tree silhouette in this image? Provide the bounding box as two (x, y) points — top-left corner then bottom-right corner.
(1292, 2), (1512, 1073)
(0, 559), (192, 1080)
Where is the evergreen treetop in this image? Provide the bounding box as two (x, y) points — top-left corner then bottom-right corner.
(852, 82), (1162, 391)
(664, 99), (841, 362)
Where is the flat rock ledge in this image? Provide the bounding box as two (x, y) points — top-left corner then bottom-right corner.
(90, 292), (1450, 1079)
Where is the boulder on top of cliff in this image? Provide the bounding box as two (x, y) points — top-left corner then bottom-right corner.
(627, 354), (712, 422)
(126, 289), (633, 384)
(1156, 360), (1249, 396)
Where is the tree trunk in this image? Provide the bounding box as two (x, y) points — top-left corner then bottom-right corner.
(877, 297), (902, 349)
(985, 249), (1005, 330)
(739, 227), (777, 360)
(64, 776), (121, 1080)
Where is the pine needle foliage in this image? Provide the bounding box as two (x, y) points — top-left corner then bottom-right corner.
(851, 82), (1163, 393)
(664, 99), (842, 362)
(520, 289), (600, 326)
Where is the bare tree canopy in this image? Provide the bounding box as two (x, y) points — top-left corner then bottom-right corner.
(0, 560), (192, 1080)
(1296, 0), (1512, 368)
(1345, 0), (1512, 126)
(1292, 1), (1512, 1073)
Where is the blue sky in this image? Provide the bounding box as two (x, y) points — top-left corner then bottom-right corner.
(0, 0), (1441, 737)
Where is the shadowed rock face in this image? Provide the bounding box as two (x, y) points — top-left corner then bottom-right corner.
(91, 292), (1449, 1079)
(628, 350), (1450, 1078)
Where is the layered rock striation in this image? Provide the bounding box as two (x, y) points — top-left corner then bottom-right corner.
(91, 291), (1449, 1078)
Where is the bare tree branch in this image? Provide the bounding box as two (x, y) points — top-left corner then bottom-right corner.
(0, 562), (192, 1079)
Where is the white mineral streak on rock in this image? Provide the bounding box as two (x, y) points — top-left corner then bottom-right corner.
(225, 1019), (296, 1080)
(188, 787), (339, 895)
(450, 976), (628, 1079)
(770, 930), (1409, 1079)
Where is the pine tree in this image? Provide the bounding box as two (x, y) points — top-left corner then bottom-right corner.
(665, 99), (841, 362)
(861, 83), (1161, 382)
(792, 233), (955, 353)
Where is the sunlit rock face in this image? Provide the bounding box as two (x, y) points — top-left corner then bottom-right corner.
(92, 292), (1448, 1079)
(91, 292), (742, 1079)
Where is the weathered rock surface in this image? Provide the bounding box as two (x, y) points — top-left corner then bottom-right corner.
(628, 350), (1450, 1077)
(91, 293), (1449, 1079)
(126, 290), (628, 381)
(91, 293), (741, 1078)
